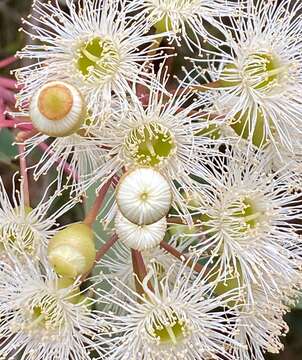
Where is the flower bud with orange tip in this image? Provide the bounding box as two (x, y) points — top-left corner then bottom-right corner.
(48, 223), (96, 278)
(30, 81), (86, 137)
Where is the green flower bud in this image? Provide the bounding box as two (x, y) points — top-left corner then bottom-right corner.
(48, 223), (96, 278)
(168, 224), (196, 237)
(56, 277), (82, 304)
(154, 16), (173, 33)
(210, 259), (243, 308)
(230, 108), (274, 148)
(195, 123), (222, 140)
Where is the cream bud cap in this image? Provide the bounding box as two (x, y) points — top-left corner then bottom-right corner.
(115, 211), (167, 251)
(116, 168), (172, 225)
(48, 223), (96, 278)
(30, 81), (86, 137)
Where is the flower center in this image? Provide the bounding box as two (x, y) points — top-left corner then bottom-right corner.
(244, 53), (280, 89)
(201, 196), (266, 235)
(27, 295), (64, 333)
(125, 122), (176, 167)
(148, 311), (188, 345)
(76, 37), (120, 81)
(230, 196), (264, 231)
(2, 206), (37, 254)
(221, 52), (286, 91)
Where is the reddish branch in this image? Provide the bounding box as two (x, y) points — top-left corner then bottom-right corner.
(80, 233), (119, 282)
(84, 178), (112, 226)
(160, 241), (204, 273)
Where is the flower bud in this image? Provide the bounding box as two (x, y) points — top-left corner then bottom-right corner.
(154, 16), (173, 33)
(115, 211), (167, 251)
(56, 277), (82, 304)
(230, 108), (272, 148)
(48, 223), (96, 278)
(30, 81), (86, 137)
(209, 259), (243, 308)
(116, 168), (172, 225)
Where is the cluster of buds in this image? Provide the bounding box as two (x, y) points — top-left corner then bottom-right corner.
(1, 0), (302, 360)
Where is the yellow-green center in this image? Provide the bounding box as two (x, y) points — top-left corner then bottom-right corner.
(221, 52), (283, 91)
(76, 37), (120, 80)
(148, 313), (187, 345)
(30, 297), (62, 331)
(125, 122), (176, 167)
(201, 197), (264, 234)
(232, 197), (260, 230)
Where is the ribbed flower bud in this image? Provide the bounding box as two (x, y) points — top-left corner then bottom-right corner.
(30, 81), (86, 137)
(116, 168), (172, 225)
(48, 223), (96, 278)
(115, 211), (167, 251)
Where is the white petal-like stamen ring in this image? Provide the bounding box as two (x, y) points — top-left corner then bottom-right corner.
(116, 168), (172, 225)
(30, 81), (86, 137)
(115, 211), (167, 251)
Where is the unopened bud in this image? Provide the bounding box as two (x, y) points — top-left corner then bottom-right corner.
(30, 81), (86, 137)
(116, 168), (172, 225)
(48, 223), (96, 278)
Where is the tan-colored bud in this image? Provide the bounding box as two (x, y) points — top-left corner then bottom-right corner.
(30, 81), (86, 137)
(48, 223), (96, 278)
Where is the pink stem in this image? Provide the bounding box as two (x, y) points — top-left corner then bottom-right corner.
(80, 233), (118, 282)
(131, 249), (153, 297)
(160, 241), (204, 273)
(0, 99), (5, 122)
(0, 56), (17, 69)
(0, 120), (33, 131)
(0, 86), (15, 104)
(0, 77), (18, 91)
(95, 233), (119, 263)
(18, 143), (30, 207)
(83, 178), (112, 226)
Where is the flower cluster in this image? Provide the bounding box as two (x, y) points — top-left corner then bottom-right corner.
(0, 0), (302, 359)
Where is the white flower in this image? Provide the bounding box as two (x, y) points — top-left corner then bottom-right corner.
(89, 67), (222, 221)
(0, 175), (74, 258)
(195, 0), (302, 152)
(97, 234), (195, 314)
(116, 168), (172, 225)
(99, 261), (240, 360)
(15, 0), (167, 118)
(190, 150), (302, 301)
(232, 279), (300, 360)
(0, 255), (114, 360)
(138, 0), (241, 50)
(115, 210), (167, 250)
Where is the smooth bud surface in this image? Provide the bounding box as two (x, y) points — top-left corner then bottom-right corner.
(48, 223), (96, 278)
